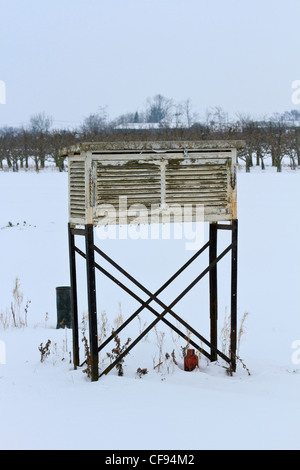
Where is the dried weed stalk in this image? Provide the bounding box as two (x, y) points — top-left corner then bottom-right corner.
(0, 278), (31, 329)
(38, 340), (51, 363)
(106, 330), (131, 376)
(81, 329), (91, 378)
(136, 367), (148, 378)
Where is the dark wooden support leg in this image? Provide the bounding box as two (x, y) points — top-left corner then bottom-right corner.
(85, 224), (99, 381)
(68, 223), (80, 369)
(230, 219), (238, 372)
(209, 222), (218, 362)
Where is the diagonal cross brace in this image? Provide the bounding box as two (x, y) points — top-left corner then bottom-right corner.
(98, 243), (233, 376)
(74, 242), (233, 375)
(92, 243), (233, 365)
(76, 245), (213, 364)
(93, 242), (209, 349)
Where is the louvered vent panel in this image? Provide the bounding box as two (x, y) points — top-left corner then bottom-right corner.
(97, 160), (161, 209)
(165, 158), (230, 217)
(69, 160), (86, 221)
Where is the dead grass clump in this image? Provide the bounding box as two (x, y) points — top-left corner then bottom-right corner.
(106, 331), (131, 377)
(38, 340), (51, 363)
(0, 278), (31, 329)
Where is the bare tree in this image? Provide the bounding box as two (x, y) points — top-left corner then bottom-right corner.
(48, 129), (76, 171)
(29, 113), (53, 170)
(265, 121), (288, 172)
(183, 98), (198, 127)
(0, 127), (24, 171)
(205, 106), (229, 133)
(0, 127), (13, 169)
(146, 94), (173, 125)
(80, 106), (108, 138)
(237, 114), (268, 171)
(19, 127), (31, 169)
(287, 127), (300, 168)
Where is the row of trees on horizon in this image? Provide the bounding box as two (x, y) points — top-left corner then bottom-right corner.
(1, 94), (300, 173)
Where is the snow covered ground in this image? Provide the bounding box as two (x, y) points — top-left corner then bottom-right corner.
(0, 165), (300, 450)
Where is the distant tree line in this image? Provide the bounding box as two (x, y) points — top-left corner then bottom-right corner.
(1, 95), (300, 173)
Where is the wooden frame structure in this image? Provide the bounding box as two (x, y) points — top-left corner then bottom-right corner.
(61, 140), (244, 381)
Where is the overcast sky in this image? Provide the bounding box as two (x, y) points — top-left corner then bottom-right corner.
(0, 0), (300, 129)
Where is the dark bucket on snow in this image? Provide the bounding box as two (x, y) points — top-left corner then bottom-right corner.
(56, 286), (72, 329)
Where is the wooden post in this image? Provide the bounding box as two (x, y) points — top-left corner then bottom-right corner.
(85, 224), (99, 381)
(230, 219), (238, 372)
(209, 222), (218, 361)
(68, 223), (80, 369)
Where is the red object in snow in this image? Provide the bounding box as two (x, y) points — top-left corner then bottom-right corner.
(184, 349), (199, 371)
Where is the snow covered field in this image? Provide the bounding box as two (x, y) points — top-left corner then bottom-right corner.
(0, 166), (300, 450)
